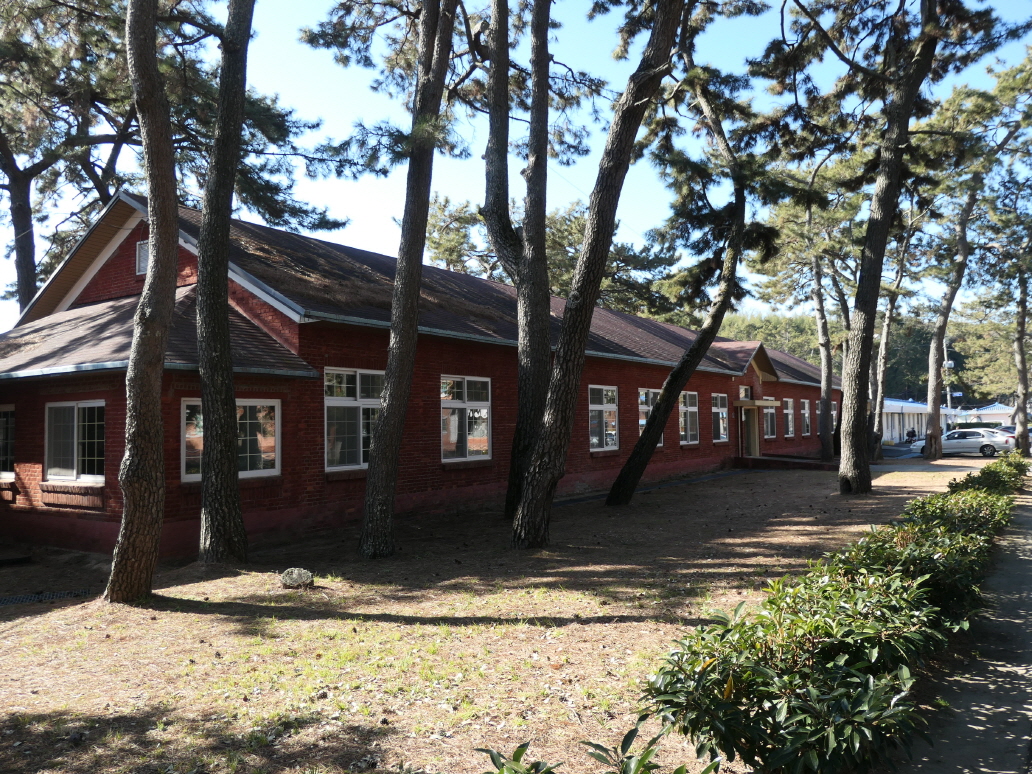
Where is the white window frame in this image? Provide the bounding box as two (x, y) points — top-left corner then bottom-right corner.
(801, 399), (812, 436)
(181, 398), (282, 482)
(324, 368), (384, 470)
(0, 404), (13, 480)
(784, 398), (795, 438)
(638, 389), (664, 446)
(589, 385), (620, 451)
(440, 375), (492, 462)
(832, 401), (838, 428)
(763, 405), (777, 439)
(45, 400), (105, 482)
(711, 394), (729, 443)
(135, 240), (149, 275)
(679, 392), (699, 445)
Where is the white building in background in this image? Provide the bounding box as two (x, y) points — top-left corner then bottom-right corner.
(880, 398), (961, 444)
(955, 402), (1015, 427)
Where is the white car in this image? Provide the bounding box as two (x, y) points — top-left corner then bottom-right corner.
(910, 429), (1013, 457)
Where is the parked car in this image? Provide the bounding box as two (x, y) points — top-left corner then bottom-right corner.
(910, 428), (1013, 457)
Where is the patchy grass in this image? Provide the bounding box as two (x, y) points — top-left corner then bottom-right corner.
(0, 462), (979, 774)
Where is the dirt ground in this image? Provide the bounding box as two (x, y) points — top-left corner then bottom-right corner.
(0, 459), (990, 774)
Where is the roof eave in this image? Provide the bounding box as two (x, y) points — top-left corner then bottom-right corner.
(0, 360), (319, 381)
(15, 193), (138, 328)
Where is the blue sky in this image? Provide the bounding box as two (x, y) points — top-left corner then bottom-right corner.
(0, 0), (1028, 332)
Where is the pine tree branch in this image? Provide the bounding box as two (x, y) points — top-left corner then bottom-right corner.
(791, 0), (890, 83)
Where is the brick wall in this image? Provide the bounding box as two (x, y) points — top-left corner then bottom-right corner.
(0, 315), (838, 557)
(73, 221), (198, 307)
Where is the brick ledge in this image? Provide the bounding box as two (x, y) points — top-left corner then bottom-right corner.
(40, 481), (105, 495)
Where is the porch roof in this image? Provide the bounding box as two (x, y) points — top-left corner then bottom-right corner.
(0, 286), (318, 380)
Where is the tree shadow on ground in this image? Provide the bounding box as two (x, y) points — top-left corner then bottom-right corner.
(2, 468), (948, 630)
(0, 705), (396, 774)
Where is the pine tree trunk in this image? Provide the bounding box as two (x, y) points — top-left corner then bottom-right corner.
(871, 256), (905, 461)
(923, 188), (977, 461)
(361, 0), (458, 558)
(837, 27), (939, 494)
(870, 300), (893, 461)
(5, 173), (36, 311)
(196, 0), (257, 565)
(1014, 269), (1029, 457)
(511, 0), (685, 547)
(480, 0), (552, 522)
(606, 63), (744, 507)
(104, 0), (179, 603)
(812, 259), (835, 461)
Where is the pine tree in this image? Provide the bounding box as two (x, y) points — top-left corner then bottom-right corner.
(104, 0), (180, 603)
(195, 0), (258, 564)
(753, 0), (1020, 493)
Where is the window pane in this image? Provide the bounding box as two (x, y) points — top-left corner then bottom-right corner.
(442, 408), (467, 459)
(0, 410), (13, 473)
(589, 409), (603, 449)
(603, 389), (617, 406)
(466, 380), (489, 403)
(639, 408), (649, 435)
(362, 406), (379, 463)
(638, 390), (649, 407)
(326, 405), (360, 467)
(77, 405), (105, 477)
(441, 378), (464, 402)
(589, 387), (603, 405)
(184, 403), (203, 475)
(466, 408), (489, 457)
(136, 241), (149, 274)
(689, 410), (699, 443)
(237, 404), (277, 472)
(359, 373), (384, 400)
(47, 406), (76, 478)
(603, 409), (618, 447)
(324, 371), (356, 398)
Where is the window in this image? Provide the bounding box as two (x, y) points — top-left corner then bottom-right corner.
(136, 241), (149, 275)
(763, 405), (777, 438)
(739, 385), (752, 400)
(784, 398), (795, 437)
(711, 394), (729, 442)
(441, 376), (491, 460)
(638, 389), (663, 446)
(589, 386), (619, 450)
(46, 401), (105, 481)
(182, 399), (280, 481)
(679, 392), (699, 444)
(325, 369), (383, 469)
(0, 405), (13, 478)
(801, 399), (811, 436)
(832, 401), (838, 428)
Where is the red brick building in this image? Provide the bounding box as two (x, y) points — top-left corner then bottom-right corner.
(0, 192), (840, 556)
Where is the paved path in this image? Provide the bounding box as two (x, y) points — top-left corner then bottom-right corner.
(888, 496), (1032, 773)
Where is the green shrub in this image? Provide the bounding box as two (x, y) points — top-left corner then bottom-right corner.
(645, 573), (939, 773)
(947, 452), (1028, 495)
(641, 469), (1023, 773)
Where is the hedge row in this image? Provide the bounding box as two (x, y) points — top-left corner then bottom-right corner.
(643, 452), (1027, 774)
(478, 454), (1027, 774)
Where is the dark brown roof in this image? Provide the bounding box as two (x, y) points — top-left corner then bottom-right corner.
(767, 347), (840, 388)
(0, 286), (317, 380)
(16, 191), (828, 387)
(162, 198), (821, 382)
